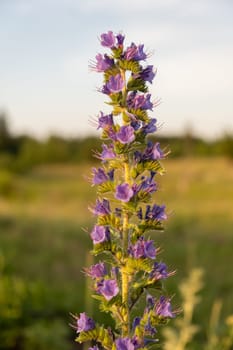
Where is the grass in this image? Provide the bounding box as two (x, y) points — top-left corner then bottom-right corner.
(0, 157), (232, 349)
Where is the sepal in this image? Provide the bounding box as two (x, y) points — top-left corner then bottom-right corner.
(97, 181), (115, 194)
(118, 59), (141, 74)
(97, 214), (121, 230)
(127, 78), (148, 93)
(138, 220), (164, 233)
(126, 257), (153, 274)
(92, 241), (113, 255)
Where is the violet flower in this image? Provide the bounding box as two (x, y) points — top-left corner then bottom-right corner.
(115, 183), (134, 202)
(91, 53), (114, 72)
(116, 337), (137, 350)
(97, 279), (119, 301)
(92, 199), (111, 216)
(129, 237), (156, 259)
(150, 262), (168, 280)
(90, 225), (110, 244)
(116, 125), (135, 144)
(100, 144), (116, 160)
(97, 112), (114, 129)
(92, 167), (108, 185)
(142, 119), (157, 134)
(89, 346), (99, 350)
(145, 204), (167, 221)
(100, 31), (115, 48)
(140, 65), (156, 83)
(124, 43), (147, 61)
(76, 312), (95, 332)
(142, 141), (164, 160)
(127, 92), (153, 111)
(86, 262), (107, 279)
(155, 296), (174, 318)
(106, 74), (125, 93)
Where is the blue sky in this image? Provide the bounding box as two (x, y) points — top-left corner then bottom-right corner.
(0, 0), (232, 139)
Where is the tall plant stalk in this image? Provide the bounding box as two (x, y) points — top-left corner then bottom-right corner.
(72, 30), (175, 350)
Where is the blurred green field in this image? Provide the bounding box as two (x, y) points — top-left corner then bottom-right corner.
(0, 157), (233, 349)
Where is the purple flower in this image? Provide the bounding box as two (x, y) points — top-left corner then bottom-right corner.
(132, 317), (141, 330)
(155, 296), (174, 318)
(100, 31), (115, 48)
(116, 337), (136, 350)
(145, 204), (167, 221)
(150, 262), (168, 280)
(92, 199), (111, 216)
(91, 53), (114, 72)
(142, 119), (157, 134)
(124, 43), (147, 61)
(89, 346), (99, 350)
(92, 167), (108, 185)
(106, 74), (125, 93)
(107, 169), (115, 181)
(101, 84), (111, 95)
(97, 112), (114, 129)
(76, 312), (95, 332)
(97, 279), (119, 301)
(90, 225), (110, 244)
(129, 237), (156, 259)
(86, 262), (107, 279)
(142, 141), (164, 160)
(144, 240), (156, 259)
(116, 33), (125, 46)
(127, 92), (153, 111)
(100, 144), (116, 160)
(146, 293), (155, 309)
(115, 183), (134, 202)
(116, 125), (135, 144)
(140, 65), (156, 83)
(145, 319), (157, 335)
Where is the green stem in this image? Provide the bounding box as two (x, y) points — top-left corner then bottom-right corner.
(122, 161), (130, 336)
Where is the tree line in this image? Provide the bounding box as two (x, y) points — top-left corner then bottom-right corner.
(0, 113), (232, 173)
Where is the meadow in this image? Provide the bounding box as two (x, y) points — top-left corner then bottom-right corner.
(0, 157), (232, 349)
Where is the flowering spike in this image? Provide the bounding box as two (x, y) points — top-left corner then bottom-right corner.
(72, 30), (176, 348)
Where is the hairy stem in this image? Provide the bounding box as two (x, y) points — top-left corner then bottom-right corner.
(121, 161), (130, 336)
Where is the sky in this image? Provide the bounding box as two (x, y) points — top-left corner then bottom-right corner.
(0, 0), (233, 140)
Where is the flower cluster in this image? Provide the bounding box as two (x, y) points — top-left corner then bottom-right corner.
(72, 30), (175, 350)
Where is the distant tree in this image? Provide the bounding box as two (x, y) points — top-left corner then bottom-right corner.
(0, 111), (11, 151)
